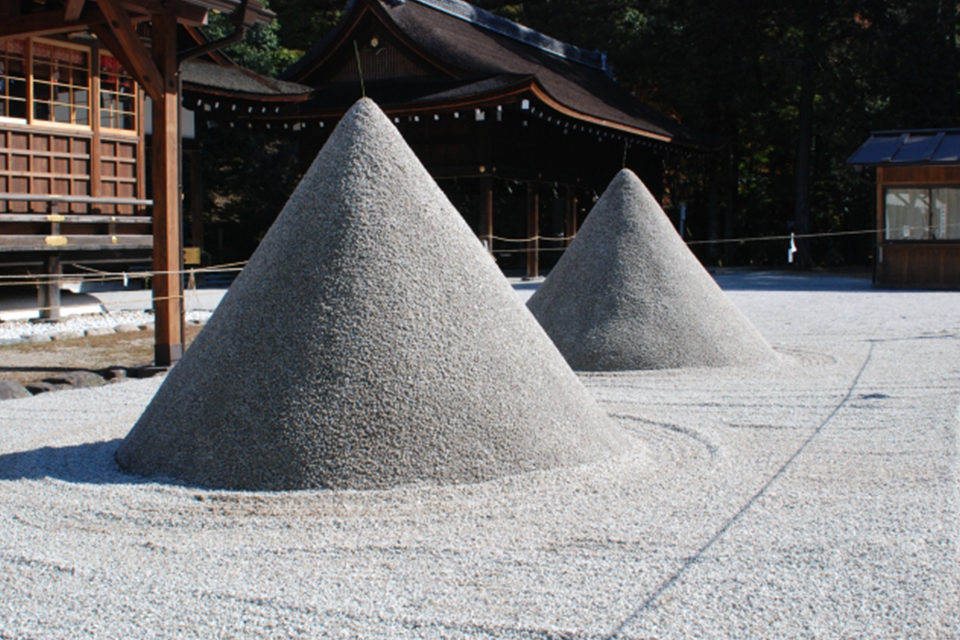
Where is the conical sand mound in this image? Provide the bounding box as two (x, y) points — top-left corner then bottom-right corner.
(527, 169), (776, 371)
(116, 98), (627, 490)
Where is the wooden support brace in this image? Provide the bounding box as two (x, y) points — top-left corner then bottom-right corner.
(126, 0), (209, 26)
(96, 0), (164, 101)
(90, 23), (146, 97)
(64, 0), (86, 22)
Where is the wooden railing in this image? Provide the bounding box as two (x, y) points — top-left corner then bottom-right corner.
(0, 194), (153, 253)
(0, 193), (154, 320)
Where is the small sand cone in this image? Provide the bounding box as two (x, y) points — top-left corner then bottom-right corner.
(528, 169), (776, 371)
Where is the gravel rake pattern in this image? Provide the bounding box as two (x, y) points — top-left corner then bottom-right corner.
(603, 342), (877, 639)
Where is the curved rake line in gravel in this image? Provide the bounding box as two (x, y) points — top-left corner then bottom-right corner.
(603, 342), (877, 640)
(610, 413), (720, 458)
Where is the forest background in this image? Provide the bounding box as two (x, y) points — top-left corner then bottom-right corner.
(201, 0), (960, 268)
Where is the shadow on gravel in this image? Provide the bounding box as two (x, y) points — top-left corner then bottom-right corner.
(713, 271), (874, 292)
(0, 439), (143, 485)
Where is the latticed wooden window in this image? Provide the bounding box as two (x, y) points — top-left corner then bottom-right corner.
(0, 39), (27, 120)
(99, 52), (136, 131)
(32, 40), (90, 126)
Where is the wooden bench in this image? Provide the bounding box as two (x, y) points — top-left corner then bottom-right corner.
(0, 194), (154, 320)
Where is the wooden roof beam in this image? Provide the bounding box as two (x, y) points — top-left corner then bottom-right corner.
(119, 0), (210, 26)
(196, 0), (273, 25)
(64, 0), (87, 22)
(117, 0), (270, 26)
(95, 0), (164, 101)
(0, 5), (105, 39)
(89, 22), (146, 93)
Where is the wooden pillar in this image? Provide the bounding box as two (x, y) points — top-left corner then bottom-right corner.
(90, 47), (102, 204)
(188, 150), (204, 250)
(38, 254), (61, 322)
(151, 13), (184, 366)
(480, 178), (493, 255)
(526, 182), (539, 279)
(875, 167), (886, 285)
(564, 186), (578, 247)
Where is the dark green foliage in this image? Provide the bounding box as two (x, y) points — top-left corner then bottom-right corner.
(201, 1), (301, 76)
(268, 0), (344, 56)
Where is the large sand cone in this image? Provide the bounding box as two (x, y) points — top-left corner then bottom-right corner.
(116, 98), (627, 490)
(527, 169), (776, 371)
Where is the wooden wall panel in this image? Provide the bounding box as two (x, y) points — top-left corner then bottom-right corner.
(98, 137), (139, 213)
(879, 165), (960, 186)
(1, 126), (97, 212)
(328, 41), (433, 83)
(878, 242), (960, 288)
(1, 123), (140, 215)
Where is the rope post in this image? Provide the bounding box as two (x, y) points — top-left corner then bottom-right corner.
(38, 254), (62, 322)
(564, 185), (578, 247)
(526, 183), (540, 279)
(481, 177), (494, 255)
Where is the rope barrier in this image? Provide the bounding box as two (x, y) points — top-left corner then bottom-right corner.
(490, 234), (575, 243)
(684, 227), (881, 246)
(0, 259), (250, 289)
(0, 222), (956, 288)
(488, 246), (569, 255)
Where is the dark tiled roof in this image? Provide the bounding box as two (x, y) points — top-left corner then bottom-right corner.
(181, 60), (312, 98)
(848, 130), (960, 165)
(405, 0), (608, 71)
(285, 0), (717, 149)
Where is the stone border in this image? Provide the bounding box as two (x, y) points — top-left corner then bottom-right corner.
(0, 317), (208, 400)
(0, 364), (168, 401)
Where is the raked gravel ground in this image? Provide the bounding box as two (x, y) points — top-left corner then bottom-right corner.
(1, 272), (958, 639)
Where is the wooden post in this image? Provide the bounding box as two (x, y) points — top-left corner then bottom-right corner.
(150, 13), (184, 366)
(480, 178), (493, 255)
(875, 167), (886, 285)
(188, 150), (204, 250)
(526, 182), (539, 279)
(39, 254), (61, 321)
(564, 186), (578, 247)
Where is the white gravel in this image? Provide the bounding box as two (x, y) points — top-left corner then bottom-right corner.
(0, 309), (153, 342)
(0, 288), (223, 343)
(1, 272), (956, 638)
